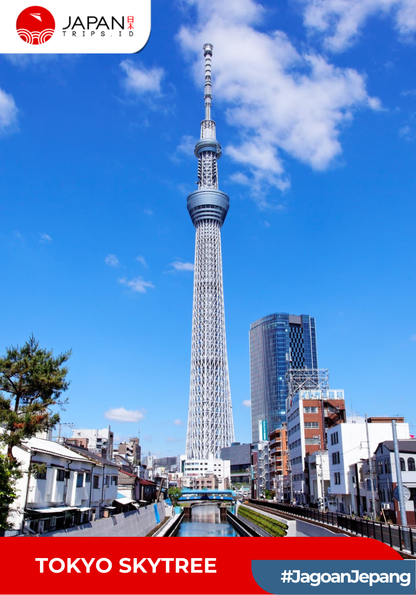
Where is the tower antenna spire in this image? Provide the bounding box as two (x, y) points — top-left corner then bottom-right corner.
(203, 43), (213, 121)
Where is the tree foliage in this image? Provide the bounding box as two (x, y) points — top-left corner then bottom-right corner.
(0, 453), (18, 531)
(168, 487), (182, 507)
(0, 335), (71, 462)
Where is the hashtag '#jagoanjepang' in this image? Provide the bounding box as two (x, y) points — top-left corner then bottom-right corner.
(281, 570), (293, 583)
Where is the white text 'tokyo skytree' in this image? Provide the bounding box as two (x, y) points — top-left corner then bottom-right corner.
(185, 44), (235, 460)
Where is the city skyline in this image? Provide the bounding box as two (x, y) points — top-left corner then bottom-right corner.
(1, 0), (416, 455)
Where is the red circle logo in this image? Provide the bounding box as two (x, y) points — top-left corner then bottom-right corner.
(16, 6), (55, 45)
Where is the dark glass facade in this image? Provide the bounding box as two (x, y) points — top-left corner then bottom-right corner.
(249, 313), (318, 443)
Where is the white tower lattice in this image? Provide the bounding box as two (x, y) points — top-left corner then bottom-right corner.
(185, 44), (235, 459)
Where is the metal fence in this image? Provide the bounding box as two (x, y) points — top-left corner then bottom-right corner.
(249, 499), (416, 555)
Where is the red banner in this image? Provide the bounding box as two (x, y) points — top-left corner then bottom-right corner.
(0, 537), (402, 594)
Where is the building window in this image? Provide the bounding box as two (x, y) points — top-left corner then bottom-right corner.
(305, 438), (320, 445)
(304, 422), (319, 429)
(400, 458), (406, 472)
(331, 432), (339, 446)
(85, 473), (91, 483)
(76, 473), (84, 488)
(332, 452), (340, 465)
(334, 472), (341, 485)
(56, 469), (65, 482)
(408, 458), (415, 472)
(104, 475), (109, 486)
(93, 476), (100, 489)
(34, 467), (47, 480)
(111, 476), (118, 485)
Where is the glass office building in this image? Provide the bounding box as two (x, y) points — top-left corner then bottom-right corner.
(249, 313), (318, 443)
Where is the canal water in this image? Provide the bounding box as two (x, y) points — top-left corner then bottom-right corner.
(175, 504), (239, 537)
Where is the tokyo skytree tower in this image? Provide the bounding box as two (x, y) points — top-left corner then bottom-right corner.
(185, 44), (235, 460)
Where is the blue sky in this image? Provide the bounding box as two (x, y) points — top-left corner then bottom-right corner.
(1, 0), (416, 456)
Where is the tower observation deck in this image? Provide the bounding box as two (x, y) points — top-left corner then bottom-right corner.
(185, 44), (235, 460)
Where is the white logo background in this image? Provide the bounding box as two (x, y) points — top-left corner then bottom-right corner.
(1, 0), (151, 54)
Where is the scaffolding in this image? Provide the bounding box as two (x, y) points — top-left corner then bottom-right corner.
(286, 368), (329, 403)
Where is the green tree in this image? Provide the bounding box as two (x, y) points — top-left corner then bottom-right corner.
(168, 487), (182, 507)
(0, 335), (71, 463)
(0, 453), (18, 531)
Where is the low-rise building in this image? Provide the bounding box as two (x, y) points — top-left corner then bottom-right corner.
(63, 442), (119, 518)
(118, 437), (141, 465)
(347, 458), (378, 517)
(327, 419), (409, 514)
(308, 450), (330, 507)
(375, 439), (416, 525)
(220, 443), (251, 487)
(7, 436), (119, 535)
(286, 388), (346, 504)
(180, 454), (231, 480)
(269, 426), (288, 501)
(68, 426), (114, 459)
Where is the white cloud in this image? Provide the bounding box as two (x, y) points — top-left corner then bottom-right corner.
(136, 255), (148, 268)
(118, 276), (155, 293)
(399, 125), (415, 141)
(411, 334), (416, 342)
(178, 134), (196, 155)
(242, 399), (251, 408)
(301, 0), (416, 52)
(178, 0), (380, 204)
(105, 407), (145, 422)
(0, 87), (18, 133)
(105, 254), (120, 267)
(143, 208), (154, 216)
(120, 60), (165, 96)
(170, 261), (194, 272)
(39, 232), (52, 243)
(174, 419), (184, 426)
(167, 437), (183, 443)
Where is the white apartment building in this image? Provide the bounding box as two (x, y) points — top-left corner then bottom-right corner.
(180, 454), (231, 479)
(8, 437), (118, 535)
(69, 426), (114, 459)
(347, 457), (378, 517)
(327, 419), (409, 514)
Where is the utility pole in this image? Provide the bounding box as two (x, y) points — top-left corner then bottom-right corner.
(319, 437), (325, 511)
(288, 451), (293, 505)
(57, 422), (76, 442)
(365, 414), (377, 520)
(392, 420), (408, 527)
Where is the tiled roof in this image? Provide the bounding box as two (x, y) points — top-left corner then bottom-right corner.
(25, 437), (91, 462)
(63, 443), (118, 467)
(379, 440), (416, 454)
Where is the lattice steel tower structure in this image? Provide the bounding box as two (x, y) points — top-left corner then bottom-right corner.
(185, 44), (235, 460)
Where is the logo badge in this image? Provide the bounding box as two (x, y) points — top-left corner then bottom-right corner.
(16, 6), (55, 45)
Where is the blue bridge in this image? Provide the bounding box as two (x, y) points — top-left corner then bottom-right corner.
(179, 489), (236, 503)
